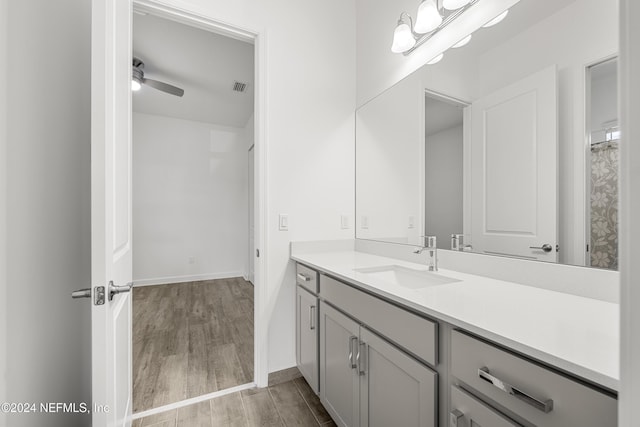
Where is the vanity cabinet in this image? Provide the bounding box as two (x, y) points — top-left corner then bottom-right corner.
(296, 264), (320, 393)
(450, 330), (617, 427)
(319, 302), (437, 427)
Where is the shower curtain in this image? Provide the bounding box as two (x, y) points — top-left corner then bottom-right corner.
(590, 140), (619, 269)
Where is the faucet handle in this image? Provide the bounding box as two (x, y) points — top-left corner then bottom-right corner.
(419, 235), (436, 247)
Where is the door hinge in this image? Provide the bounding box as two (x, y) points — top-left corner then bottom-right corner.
(94, 286), (105, 306)
(256, 249), (260, 258)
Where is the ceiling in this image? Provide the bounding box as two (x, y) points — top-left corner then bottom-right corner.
(132, 12), (254, 128)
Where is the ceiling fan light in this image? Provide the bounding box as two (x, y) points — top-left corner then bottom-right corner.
(483, 10), (509, 28)
(131, 79), (141, 91)
(451, 34), (472, 48)
(442, 0), (471, 10)
(391, 19), (416, 53)
(426, 53), (444, 65)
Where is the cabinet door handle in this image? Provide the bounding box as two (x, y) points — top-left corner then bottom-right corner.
(297, 273), (311, 282)
(357, 341), (367, 376)
(348, 336), (358, 369)
(478, 367), (554, 413)
(308, 305), (315, 330)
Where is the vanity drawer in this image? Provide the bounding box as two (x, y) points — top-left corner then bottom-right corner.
(320, 274), (437, 366)
(450, 385), (521, 427)
(296, 263), (318, 294)
(450, 330), (617, 427)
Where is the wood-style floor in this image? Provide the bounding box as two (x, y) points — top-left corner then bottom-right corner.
(132, 377), (337, 427)
(133, 278), (254, 413)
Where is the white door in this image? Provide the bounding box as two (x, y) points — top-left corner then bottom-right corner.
(248, 146), (255, 283)
(470, 66), (558, 261)
(91, 0), (133, 425)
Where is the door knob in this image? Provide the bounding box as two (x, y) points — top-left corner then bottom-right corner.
(71, 288), (91, 299)
(529, 244), (553, 253)
(109, 281), (133, 301)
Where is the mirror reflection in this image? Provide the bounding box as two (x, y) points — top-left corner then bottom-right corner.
(355, 0), (619, 269)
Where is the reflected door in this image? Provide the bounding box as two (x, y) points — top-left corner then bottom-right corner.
(470, 66), (558, 261)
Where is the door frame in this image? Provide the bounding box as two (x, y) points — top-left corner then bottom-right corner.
(132, 0), (269, 388)
(583, 54), (619, 268)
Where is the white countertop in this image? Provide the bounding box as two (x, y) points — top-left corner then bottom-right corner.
(291, 249), (619, 391)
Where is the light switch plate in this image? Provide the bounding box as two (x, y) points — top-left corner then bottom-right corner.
(279, 214), (289, 231)
(341, 215), (350, 229)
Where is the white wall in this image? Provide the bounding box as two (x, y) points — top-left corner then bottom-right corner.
(0, 0), (8, 424)
(356, 74), (423, 243)
(157, 0), (356, 373)
(2, 1), (91, 426)
(133, 112), (250, 285)
(425, 125), (464, 247)
(590, 65), (618, 131)
(619, 1), (640, 424)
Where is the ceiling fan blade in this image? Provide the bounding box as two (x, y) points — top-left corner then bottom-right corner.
(143, 78), (184, 97)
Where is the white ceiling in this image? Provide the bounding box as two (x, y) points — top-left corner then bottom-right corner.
(132, 12), (254, 128)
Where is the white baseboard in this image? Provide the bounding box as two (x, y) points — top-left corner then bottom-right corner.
(133, 271), (246, 287)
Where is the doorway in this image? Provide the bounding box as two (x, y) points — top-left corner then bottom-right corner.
(586, 57), (619, 270)
(130, 8), (257, 416)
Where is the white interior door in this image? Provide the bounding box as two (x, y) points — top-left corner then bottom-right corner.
(91, 0), (133, 426)
(470, 66), (558, 261)
(248, 146), (255, 283)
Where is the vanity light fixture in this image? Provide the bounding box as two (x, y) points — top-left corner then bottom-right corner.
(482, 10), (509, 27)
(426, 53), (444, 64)
(391, 13), (417, 53)
(415, 0), (442, 34)
(451, 34), (472, 48)
(442, 0), (471, 10)
(391, 0), (510, 57)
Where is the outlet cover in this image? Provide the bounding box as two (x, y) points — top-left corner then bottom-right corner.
(361, 216), (369, 229)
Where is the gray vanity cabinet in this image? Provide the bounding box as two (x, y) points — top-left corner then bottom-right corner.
(296, 285), (319, 393)
(359, 328), (437, 427)
(319, 302), (361, 427)
(449, 385), (520, 427)
(319, 301), (437, 427)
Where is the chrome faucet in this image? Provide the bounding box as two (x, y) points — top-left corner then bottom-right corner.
(414, 235), (438, 271)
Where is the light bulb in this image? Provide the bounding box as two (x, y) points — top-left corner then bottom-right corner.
(451, 34), (472, 48)
(415, 0), (442, 34)
(391, 20), (416, 53)
(427, 53), (444, 65)
(482, 10), (508, 28)
(131, 79), (142, 91)
(442, 0), (471, 10)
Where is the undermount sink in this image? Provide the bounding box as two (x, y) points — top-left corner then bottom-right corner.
(353, 265), (461, 289)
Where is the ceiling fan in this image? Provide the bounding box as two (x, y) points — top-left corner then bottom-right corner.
(131, 57), (184, 97)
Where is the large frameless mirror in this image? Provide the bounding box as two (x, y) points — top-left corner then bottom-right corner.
(355, 0), (619, 269)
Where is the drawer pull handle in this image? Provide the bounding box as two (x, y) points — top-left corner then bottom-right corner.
(308, 305), (315, 330)
(297, 273), (311, 282)
(478, 367), (554, 413)
(348, 336), (358, 369)
(357, 341), (367, 376)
